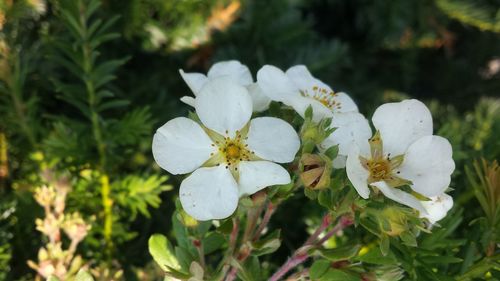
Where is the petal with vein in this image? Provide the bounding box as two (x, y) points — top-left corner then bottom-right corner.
(372, 99), (433, 155)
(246, 117), (300, 163)
(179, 70), (208, 96)
(195, 77), (252, 137)
(180, 166), (239, 221)
(399, 135), (455, 197)
(257, 65), (299, 102)
(372, 181), (427, 215)
(152, 117), (214, 175)
(208, 60), (253, 86)
(346, 146), (371, 199)
(238, 161), (291, 196)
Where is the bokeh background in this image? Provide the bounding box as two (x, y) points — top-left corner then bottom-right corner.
(0, 0), (499, 280)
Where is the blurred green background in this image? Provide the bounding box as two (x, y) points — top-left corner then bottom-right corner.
(0, 0), (499, 280)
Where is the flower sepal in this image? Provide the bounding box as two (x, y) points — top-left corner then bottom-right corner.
(300, 106), (336, 154)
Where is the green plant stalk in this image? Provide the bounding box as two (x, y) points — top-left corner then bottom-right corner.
(78, 0), (113, 257)
(8, 53), (37, 147)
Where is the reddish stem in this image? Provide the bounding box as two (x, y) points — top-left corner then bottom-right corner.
(316, 216), (353, 246)
(253, 202), (275, 241)
(269, 215), (352, 281)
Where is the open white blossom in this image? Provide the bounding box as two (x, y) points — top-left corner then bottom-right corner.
(346, 99), (455, 220)
(180, 60), (271, 112)
(152, 77), (300, 221)
(257, 64), (372, 168)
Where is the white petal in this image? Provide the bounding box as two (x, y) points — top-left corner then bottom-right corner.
(333, 92), (358, 113)
(180, 166), (239, 221)
(256, 65), (300, 102)
(371, 181), (427, 215)
(195, 77), (252, 137)
(420, 193), (453, 224)
(207, 60), (253, 86)
(399, 136), (455, 197)
(332, 155), (347, 169)
(238, 161), (291, 196)
(152, 117), (214, 175)
(246, 117), (300, 163)
(288, 96), (334, 122)
(372, 99), (433, 156)
(180, 96), (195, 107)
(285, 65), (321, 91)
(285, 66), (359, 114)
(346, 146), (370, 199)
(247, 83), (271, 112)
(320, 112), (372, 162)
(179, 70), (208, 96)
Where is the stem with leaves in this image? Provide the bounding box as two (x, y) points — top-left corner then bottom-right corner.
(269, 214), (353, 281)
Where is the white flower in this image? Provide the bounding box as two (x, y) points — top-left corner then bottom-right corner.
(257, 64), (372, 168)
(420, 193), (453, 224)
(346, 99), (455, 217)
(152, 78), (300, 221)
(179, 60), (271, 112)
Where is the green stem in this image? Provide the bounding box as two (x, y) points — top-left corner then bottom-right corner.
(78, 0), (112, 257)
(8, 53), (37, 147)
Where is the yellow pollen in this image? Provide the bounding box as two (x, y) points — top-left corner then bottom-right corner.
(226, 144), (240, 159)
(367, 158), (391, 181)
(301, 86), (341, 110)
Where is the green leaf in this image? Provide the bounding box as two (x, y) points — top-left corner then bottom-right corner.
(310, 260), (330, 279)
(319, 269), (360, 281)
(97, 99), (130, 112)
(305, 105), (313, 120)
(148, 234), (181, 272)
(355, 247), (398, 265)
(380, 235), (390, 256)
(251, 230), (281, 256)
(75, 270), (94, 281)
(202, 232), (225, 255)
(422, 256), (463, 264)
(313, 244), (361, 262)
(400, 231), (417, 247)
(324, 145), (339, 160)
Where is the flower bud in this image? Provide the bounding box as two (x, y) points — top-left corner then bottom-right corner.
(299, 154), (331, 190)
(34, 186), (56, 208)
(62, 213), (91, 244)
(381, 207), (407, 237)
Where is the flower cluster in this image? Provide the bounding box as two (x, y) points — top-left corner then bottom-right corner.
(28, 172), (92, 280)
(153, 60), (455, 223)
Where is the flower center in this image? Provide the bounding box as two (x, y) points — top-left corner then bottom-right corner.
(226, 144), (241, 159)
(360, 131), (409, 188)
(217, 133), (253, 169)
(366, 158), (391, 181)
(300, 86), (342, 110)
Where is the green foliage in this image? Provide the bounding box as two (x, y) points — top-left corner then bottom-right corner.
(113, 175), (171, 219)
(1, 0), (499, 279)
(436, 0), (500, 33)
